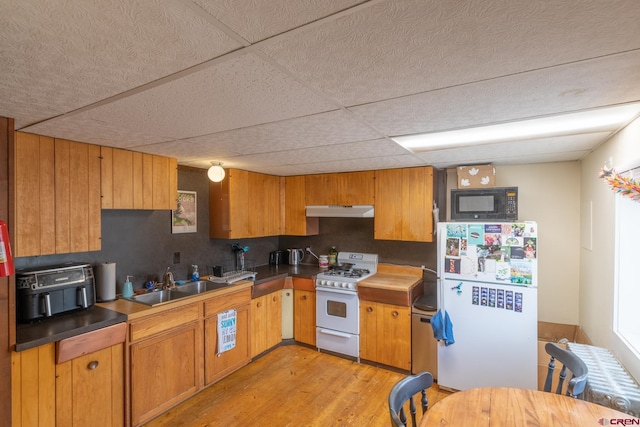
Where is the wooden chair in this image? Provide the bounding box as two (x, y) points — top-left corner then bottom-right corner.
(544, 342), (589, 398)
(388, 371), (434, 427)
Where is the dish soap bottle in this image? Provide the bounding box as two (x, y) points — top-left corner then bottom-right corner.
(328, 246), (337, 266)
(191, 265), (199, 282)
(122, 275), (134, 298)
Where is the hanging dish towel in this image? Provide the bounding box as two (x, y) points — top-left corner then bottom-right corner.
(217, 308), (237, 355)
(431, 309), (455, 346)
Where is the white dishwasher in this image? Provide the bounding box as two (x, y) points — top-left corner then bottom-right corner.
(281, 288), (294, 339)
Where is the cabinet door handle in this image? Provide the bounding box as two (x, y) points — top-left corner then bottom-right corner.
(272, 296), (277, 302)
(366, 306), (373, 313)
(88, 361), (99, 370)
(301, 295), (307, 301)
(392, 311), (399, 318)
(257, 302), (262, 308)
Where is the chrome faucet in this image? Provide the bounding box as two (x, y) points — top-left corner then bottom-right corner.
(163, 267), (175, 289)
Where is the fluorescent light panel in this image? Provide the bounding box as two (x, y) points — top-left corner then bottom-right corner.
(392, 103), (640, 152)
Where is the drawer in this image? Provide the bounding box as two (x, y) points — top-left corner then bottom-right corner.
(56, 322), (126, 363)
(130, 303), (200, 342)
(204, 288), (251, 318)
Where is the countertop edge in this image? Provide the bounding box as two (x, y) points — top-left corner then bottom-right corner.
(15, 305), (127, 352)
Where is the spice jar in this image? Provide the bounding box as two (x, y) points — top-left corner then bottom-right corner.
(319, 255), (329, 268)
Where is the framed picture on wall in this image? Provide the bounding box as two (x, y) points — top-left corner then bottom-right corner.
(172, 190), (197, 234)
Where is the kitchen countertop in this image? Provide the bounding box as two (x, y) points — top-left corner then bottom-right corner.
(15, 263), (423, 352)
(253, 263), (323, 284)
(358, 273), (422, 291)
(357, 264), (424, 306)
(15, 305), (127, 352)
(358, 264), (423, 291)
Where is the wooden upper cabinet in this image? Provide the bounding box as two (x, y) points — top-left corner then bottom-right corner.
(336, 171), (375, 205)
(284, 176), (318, 236)
(305, 171), (374, 205)
(13, 132), (55, 257)
(55, 139), (102, 254)
(152, 155), (177, 210)
(101, 147), (177, 210)
(13, 132), (101, 257)
(210, 168), (280, 239)
(374, 166), (434, 242)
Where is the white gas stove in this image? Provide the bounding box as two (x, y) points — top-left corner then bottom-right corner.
(315, 252), (378, 291)
(315, 252), (378, 361)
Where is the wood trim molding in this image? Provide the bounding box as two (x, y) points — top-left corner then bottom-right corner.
(1, 116), (14, 427)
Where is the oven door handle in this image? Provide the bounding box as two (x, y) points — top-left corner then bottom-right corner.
(318, 328), (351, 339)
(316, 287), (357, 296)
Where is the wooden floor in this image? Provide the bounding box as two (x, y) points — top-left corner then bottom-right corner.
(144, 345), (450, 427)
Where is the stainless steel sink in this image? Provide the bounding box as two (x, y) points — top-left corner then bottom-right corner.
(124, 281), (233, 306)
(175, 280), (230, 295)
(127, 289), (193, 306)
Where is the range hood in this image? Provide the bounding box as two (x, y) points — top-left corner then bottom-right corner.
(306, 205), (374, 218)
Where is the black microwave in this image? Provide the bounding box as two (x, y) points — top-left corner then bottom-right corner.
(450, 187), (518, 221)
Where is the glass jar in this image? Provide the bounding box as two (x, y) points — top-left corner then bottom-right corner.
(328, 246), (337, 265)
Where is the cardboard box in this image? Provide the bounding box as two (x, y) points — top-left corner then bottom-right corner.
(457, 164), (495, 188)
(537, 321), (591, 391)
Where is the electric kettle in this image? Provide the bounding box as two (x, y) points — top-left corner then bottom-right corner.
(287, 248), (305, 265)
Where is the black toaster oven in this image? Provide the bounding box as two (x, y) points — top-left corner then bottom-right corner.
(16, 262), (96, 322)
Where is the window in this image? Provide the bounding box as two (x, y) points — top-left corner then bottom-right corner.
(613, 166), (640, 372)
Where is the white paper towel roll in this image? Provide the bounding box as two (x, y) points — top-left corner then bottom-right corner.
(96, 262), (116, 302)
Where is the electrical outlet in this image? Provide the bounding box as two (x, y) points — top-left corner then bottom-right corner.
(173, 252), (180, 264)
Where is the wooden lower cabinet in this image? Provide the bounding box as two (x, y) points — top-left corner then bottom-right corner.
(128, 302), (201, 426)
(250, 291), (282, 357)
(294, 289), (316, 346)
(127, 288), (252, 426)
(204, 293), (251, 385)
(11, 342), (124, 427)
(360, 301), (411, 370)
(56, 344), (124, 427)
(130, 322), (200, 426)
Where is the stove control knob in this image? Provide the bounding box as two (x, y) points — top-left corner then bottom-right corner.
(320, 280), (327, 286)
(347, 283), (354, 290)
(328, 281), (335, 287)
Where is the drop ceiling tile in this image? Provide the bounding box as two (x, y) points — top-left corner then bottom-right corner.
(413, 132), (610, 168)
(148, 109), (381, 156)
(302, 154), (424, 174)
(229, 164), (316, 177)
(0, 0), (242, 128)
(350, 50), (640, 136)
(193, 0), (365, 43)
(63, 53), (337, 140)
(215, 138), (409, 167)
(23, 114), (174, 148)
(260, 0), (640, 105)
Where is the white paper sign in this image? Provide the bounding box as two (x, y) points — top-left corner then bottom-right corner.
(217, 309), (236, 355)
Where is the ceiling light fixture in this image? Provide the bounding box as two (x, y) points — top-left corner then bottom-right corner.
(392, 103), (640, 152)
(207, 162), (225, 182)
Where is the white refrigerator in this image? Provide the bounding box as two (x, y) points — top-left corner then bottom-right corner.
(436, 221), (538, 391)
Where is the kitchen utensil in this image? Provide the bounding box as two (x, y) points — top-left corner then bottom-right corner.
(287, 248), (305, 265)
